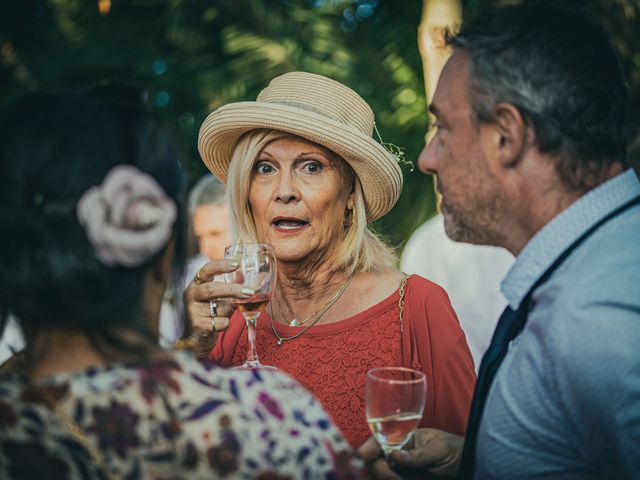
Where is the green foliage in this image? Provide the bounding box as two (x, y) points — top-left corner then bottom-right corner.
(0, 0), (434, 249)
(2, 0), (638, 249)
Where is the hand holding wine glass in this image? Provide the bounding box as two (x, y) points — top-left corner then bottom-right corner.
(224, 243), (277, 369)
(358, 427), (464, 480)
(366, 367), (427, 457)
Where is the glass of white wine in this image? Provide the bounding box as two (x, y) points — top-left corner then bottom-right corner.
(366, 367), (427, 456)
(224, 243), (277, 369)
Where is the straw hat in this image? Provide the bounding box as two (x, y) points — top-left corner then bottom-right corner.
(198, 71), (403, 223)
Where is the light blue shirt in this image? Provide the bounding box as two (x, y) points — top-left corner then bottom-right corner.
(475, 169), (640, 479)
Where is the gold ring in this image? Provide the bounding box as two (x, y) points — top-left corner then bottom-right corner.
(193, 269), (203, 285)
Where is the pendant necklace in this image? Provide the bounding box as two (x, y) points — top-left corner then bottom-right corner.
(269, 275), (354, 346)
(277, 276), (353, 327)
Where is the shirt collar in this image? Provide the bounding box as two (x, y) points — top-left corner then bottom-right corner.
(501, 169), (640, 310)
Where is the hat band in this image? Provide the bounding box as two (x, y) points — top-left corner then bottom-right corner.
(257, 99), (372, 136)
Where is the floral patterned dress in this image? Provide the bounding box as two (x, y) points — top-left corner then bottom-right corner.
(0, 352), (362, 479)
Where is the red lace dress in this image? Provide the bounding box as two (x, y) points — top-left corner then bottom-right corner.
(212, 274), (476, 448)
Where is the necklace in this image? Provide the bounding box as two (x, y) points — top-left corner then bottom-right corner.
(275, 277), (353, 327)
(269, 274), (354, 346)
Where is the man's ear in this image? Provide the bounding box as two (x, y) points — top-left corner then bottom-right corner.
(492, 102), (528, 168)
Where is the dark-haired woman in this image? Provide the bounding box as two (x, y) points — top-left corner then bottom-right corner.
(0, 86), (361, 479)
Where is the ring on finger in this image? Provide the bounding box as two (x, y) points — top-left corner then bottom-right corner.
(209, 300), (218, 324)
(193, 269), (204, 285)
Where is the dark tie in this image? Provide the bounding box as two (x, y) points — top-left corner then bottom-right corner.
(458, 298), (531, 479)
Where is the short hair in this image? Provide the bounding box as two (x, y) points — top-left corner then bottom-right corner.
(186, 174), (227, 256)
(446, 1), (630, 191)
(187, 174), (227, 216)
(0, 83), (186, 356)
(225, 129), (397, 276)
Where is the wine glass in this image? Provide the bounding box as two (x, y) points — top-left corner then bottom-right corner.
(224, 243), (277, 369)
(366, 367), (427, 456)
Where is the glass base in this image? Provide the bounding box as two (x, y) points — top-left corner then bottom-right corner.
(232, 361), (276, 370)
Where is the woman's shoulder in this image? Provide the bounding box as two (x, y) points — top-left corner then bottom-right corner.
(346, 270), (451, 319)
(175, 351), (308, 397)
(168, 354), (362, 476)
(358, 269), (449, 295)
(405, 273), (450, 297)
(0, 353), (361, 478)
(402, 274), (462, 333)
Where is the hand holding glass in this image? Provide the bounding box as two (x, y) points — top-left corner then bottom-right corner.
(366, 367), (427, 456)
(224, 243), (277, 369)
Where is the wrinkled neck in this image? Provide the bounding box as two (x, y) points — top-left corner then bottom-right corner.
(272, 259), (352, 325)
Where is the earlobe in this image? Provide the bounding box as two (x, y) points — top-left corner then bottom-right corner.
(347, 191), (355, 210)
(343, 207), (354, 229)
(493, 103), (527, 167)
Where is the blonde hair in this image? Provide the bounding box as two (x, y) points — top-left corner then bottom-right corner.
(226, 129), (397, 276)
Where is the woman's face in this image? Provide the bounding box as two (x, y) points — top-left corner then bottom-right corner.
(248, 136), (354, 264)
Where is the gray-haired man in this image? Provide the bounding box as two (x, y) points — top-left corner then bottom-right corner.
(362, 2), (640, 478)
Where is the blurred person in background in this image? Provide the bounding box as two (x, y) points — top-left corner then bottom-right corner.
(159, 175), (232, 347)
(188, 174), (233, 266)
(185, 71), (476, 448)
(0, 84), (361, 479)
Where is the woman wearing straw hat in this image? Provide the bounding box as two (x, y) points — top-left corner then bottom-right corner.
(186, 71), (476, 448)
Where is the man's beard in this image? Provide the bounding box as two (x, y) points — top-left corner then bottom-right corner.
(440, 198), (505, 247)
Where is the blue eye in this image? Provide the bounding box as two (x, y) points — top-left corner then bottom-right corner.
(254, 161), (275, 174)
(302, 161), (323, 174)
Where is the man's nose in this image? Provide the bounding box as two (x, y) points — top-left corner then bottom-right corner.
(418, 138), (437, 175)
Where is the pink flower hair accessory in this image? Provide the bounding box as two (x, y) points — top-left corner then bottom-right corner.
(77, 164), (177, 268)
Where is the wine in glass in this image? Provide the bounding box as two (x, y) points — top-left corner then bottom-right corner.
(224, 243), (277, 369)
(366, 367), (427, 456)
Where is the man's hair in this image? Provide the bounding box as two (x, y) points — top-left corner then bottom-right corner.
(446, 1), (630, 191)
(187, 174), (226, 216)
(186, 174), (227, 256)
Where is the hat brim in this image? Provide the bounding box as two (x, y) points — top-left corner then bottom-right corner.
(198, 101), (403, 223)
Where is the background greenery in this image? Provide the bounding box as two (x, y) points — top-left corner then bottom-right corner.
(1, 0), (639, 250)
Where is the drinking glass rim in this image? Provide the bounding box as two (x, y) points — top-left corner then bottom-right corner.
(224, 243), (275, 253)
(367, 367), (426, 385)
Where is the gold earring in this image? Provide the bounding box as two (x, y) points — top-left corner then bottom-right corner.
(344, 208), (354, 229)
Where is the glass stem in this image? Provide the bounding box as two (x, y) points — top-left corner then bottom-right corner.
(243, 311), (260, 365)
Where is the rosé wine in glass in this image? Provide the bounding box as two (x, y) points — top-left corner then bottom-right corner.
(224, 243), (277, 369)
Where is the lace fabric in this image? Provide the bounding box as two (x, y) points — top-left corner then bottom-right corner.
(231, 288), (403, 447)
(226, 274), (477, 448)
